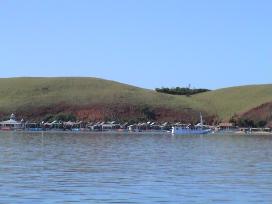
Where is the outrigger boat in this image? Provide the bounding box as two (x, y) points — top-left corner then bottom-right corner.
(172, 113), (212, 135)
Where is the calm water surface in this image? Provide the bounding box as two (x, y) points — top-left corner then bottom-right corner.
(0, 132), (272, 203)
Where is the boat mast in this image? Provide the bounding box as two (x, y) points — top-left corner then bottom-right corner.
(200, 112), (203, 129)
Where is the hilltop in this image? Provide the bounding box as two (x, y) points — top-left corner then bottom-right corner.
(0, 77), (271, 125)
(0, 77), (207, 122)
(193, 85), (272, 122)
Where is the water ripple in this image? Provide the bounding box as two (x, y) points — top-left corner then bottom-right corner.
(0, 132), (272, 203)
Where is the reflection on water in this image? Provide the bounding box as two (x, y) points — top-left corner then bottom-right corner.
(0, 132), (272, 203)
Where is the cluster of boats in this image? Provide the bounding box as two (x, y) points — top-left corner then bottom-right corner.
(1, 113), (270, 135)
(0, 113), (213, 135)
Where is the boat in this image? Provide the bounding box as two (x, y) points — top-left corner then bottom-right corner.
(171, 113), (212, 135)
(0, 113), (23, 131)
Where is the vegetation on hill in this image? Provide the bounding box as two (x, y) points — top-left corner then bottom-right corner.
(229, 115), (267, 128)
(0, 77), (272, 126)
(0, 77), (206, 122)
(193, 84), (272, 121)
(155, 87), (210, 96)
(231, 102), (272, 128)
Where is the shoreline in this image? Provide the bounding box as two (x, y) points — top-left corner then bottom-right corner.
(1, 129), (272, 136)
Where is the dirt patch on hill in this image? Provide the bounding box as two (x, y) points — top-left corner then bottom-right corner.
(240, 102), (272, 122)
(5, 102), (216, 123)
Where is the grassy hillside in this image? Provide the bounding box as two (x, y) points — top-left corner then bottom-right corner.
(0, 77), (204, 121)
(193, 84), (272, 120)
(0, 77), (203, 109)
(0, 77), (271, 122)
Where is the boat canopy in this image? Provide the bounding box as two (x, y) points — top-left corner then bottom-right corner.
(0, 119), (22, 125)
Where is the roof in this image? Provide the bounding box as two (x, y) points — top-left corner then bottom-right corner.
(218, 123), (234, 127)
(0, 119), (22, 125)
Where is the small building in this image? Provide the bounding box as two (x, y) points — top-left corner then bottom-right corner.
(102, 123), (121, 131)
(218, 123), (236, 131)
(0, 113), (23, 130)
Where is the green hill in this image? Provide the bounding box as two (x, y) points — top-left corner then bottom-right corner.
(0, 77), (204, 122)
(193, 84), (272, 120)
(0, 77), (201, 109)
(0, 77), (271, 123)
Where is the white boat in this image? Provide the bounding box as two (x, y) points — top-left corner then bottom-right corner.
(172, 113), (212, 135)
(0, 113), (23, 131)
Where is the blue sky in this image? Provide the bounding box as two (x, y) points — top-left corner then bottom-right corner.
(0, 0), (271, 89)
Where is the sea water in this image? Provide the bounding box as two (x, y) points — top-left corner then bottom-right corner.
(0, 131), (272, 203)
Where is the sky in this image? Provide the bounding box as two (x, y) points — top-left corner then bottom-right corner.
(0, 0), (271, 90)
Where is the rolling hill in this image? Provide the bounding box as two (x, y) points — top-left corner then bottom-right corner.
(0, 77), (271, 124)
(193, 84), (272, 120)
(0, 77), (206, 122)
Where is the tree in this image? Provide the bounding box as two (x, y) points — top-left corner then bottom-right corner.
(155, 86), (210, 96)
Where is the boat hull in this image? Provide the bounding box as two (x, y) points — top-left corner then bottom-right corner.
(172, 128), (211, 135)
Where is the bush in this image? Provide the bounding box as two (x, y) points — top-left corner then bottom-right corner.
(142, 107), (156, 120)
(55, 113), (77, 122)
(155, 87), (210, 96)
(237, 118), (267, 128)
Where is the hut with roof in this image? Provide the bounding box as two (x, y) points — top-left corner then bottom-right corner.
(217, 122), (236, 131)
(0, 113), (23, 130)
